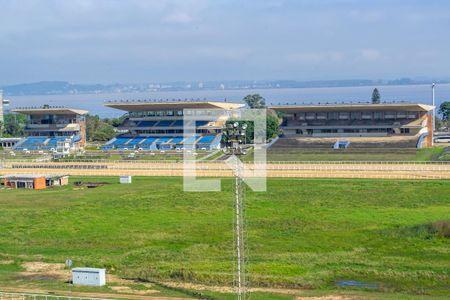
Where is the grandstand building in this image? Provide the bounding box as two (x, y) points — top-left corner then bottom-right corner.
(271, 103), (434, 148)
(103, 101), (244, 150)
(12, 106), (87, 151)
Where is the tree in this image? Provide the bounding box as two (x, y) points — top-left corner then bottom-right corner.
(266, 114), (281, 140)
(2, 113), (27, 137)
(371, 88), (381, 104)
(438, 101), (450, 121)
(85, 114), (117, 142)
(224, 109), (281, 143)
(243, 94), (266, 108)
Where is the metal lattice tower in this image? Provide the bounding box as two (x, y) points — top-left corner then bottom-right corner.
(232, 158), (247, 300)
(224, 121), (249, 300)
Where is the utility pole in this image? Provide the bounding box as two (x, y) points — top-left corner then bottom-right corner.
(0, 90), (4, 137)
(432, 83), (436, 147)
(224, 121), (248, 300)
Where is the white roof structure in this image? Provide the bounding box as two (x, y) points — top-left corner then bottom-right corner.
(105, 101), (244, 112)
(12, 107), (88, 115)
(270, 103), (434, 112)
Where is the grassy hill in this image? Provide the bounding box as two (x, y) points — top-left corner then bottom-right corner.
(0, 177), (449, 299)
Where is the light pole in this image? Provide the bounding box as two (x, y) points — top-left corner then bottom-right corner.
(432, 83), (436, 146)
(224, 121), (248, 300)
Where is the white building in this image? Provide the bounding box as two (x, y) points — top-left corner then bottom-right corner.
(72, 268), (106, 286)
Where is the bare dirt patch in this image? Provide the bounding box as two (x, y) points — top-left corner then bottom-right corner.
(111, 286), (159, 295)
(162, 281), (304, 295)
(18, 262), (161, 297)
(0, 259), (14, 265)
(20, 262), (69, 281)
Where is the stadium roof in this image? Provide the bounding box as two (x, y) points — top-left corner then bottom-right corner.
(270, 103), (434, 113)
(104, 101), (244, 112)
(12, 107), (88, 115)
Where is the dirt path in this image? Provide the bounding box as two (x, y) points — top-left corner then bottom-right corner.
(0, 287), (195, 300)
(5, 262), (195, 300)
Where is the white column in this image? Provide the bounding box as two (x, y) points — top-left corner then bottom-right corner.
(432, 83), (436, 147)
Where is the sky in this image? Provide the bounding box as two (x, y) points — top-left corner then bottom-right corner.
(1, 0), (450, 84)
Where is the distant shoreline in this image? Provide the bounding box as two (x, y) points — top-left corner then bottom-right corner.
(5, 84), (448, 118)
(2, 80), (449, 97)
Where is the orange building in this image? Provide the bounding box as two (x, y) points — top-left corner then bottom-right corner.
(1, 174), (69, 190)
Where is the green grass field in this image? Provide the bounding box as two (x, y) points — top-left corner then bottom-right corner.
(252, 146), (449, 162)
(0, 177), (449, 299)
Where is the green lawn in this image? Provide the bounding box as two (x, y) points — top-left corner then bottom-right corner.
(0, 177), (449, 299)
(250, 146), (449, 162)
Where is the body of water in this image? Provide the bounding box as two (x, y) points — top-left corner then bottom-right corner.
(7, 84), (449, 117)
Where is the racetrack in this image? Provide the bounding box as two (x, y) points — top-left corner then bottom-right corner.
(1, 160), (450, 179)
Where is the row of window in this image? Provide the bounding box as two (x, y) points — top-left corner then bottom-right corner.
(128, 110), (230, 118)
(295, 128), (411, 134)
(130, 110), (184, 117)
(290, 111), (423, 121)
(133, 129), (221, 134)
(28, 132), (78, 137)
(28, 115), (82, 124)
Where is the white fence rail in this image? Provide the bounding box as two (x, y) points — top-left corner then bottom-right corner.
(0, 292), (111, 300)
(1, 159), (450, 165)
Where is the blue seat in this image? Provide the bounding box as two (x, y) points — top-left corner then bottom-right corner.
(197, 135), (220, 150)
(44, 137), (68, 150)
(171, 120), (184, 127)
(101, 137), (132, 150)
(127, 137), (146, 145)
(140, 137), (157, 145)
(156, 120), (173, 127)
(170, 136), (184, 144)
(138, 121), (157, 127)
(182, 135), (199, 144)
(112, 138), (131, 145)
(137, 137), (158, 150)
(15, 137), (48, 150)
(155, 137), (172, 144)
(197, 135), (215, 143)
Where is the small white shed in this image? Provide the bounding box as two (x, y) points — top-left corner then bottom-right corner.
(72, 267), (106, 286)
(120, 176), (132, 184)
